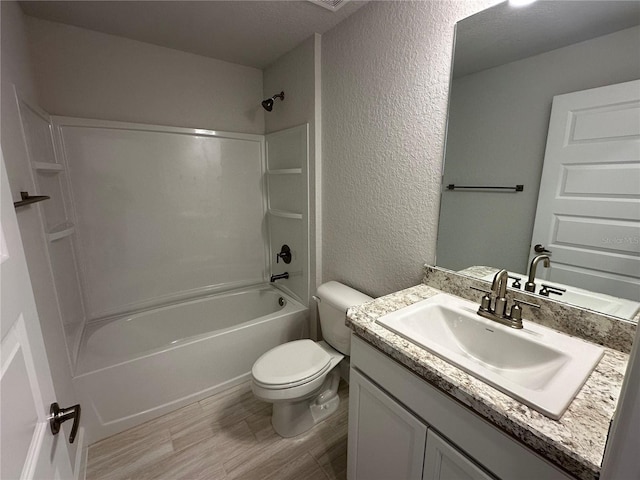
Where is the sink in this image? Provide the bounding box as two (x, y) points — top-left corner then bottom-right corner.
(376, 293), (604, 419)
(480, 272), (640, 320)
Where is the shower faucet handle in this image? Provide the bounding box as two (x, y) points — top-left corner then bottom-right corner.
(276, 244), (292, 264)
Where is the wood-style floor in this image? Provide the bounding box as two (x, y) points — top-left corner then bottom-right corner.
(86, 380), (349, 480)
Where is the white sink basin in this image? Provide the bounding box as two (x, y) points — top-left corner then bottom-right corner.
(376, 293), (604, 419)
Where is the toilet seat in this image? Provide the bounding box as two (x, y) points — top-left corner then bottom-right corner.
(252, 339), (331, 389)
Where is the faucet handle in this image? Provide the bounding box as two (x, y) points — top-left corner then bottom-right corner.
(470, 286), (492, 311)
(508, 275), (521, 289)
(540, 284), (566, 297)
(512, 298), (540, 309)
(276, 244), (292, 264)
(510, 303), (523, 321)
(509, 298), (540, 323)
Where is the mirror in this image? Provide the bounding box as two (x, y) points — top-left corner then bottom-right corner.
(436, 1), (640, 320)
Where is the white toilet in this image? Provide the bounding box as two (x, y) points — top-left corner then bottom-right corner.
(251, 281), (373, 437)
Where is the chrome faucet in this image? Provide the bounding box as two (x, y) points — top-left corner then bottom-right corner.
(490, 269), (509, 317)
(524, 254), (550, 293)
(472, 268), (539, 329)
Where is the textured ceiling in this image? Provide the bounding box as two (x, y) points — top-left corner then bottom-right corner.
(454, 0), (640, 78)
(19, 0), (369, 69)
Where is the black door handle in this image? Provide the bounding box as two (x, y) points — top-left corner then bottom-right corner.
(534, 244), (551, 254)
(49, 402), (81, 443)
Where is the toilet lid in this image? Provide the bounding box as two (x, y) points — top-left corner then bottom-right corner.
(252, 339), (332, 388)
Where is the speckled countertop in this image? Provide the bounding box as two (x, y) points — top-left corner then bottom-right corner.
(346, 284), (629, 480)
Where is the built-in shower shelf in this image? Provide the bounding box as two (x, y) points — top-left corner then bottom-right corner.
(268, 209), (303, 220)
(32, 161), (65, 172)
(47, 222), (75, 242)
(267, 168), (302, 175)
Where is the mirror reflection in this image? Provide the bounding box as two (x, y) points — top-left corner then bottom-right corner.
(436, 1), (640, 320)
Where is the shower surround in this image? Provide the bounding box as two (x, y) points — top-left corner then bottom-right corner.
(55, 117), (268, 319)
(44, 116), (310, 442)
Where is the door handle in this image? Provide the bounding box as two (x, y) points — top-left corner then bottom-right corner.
(49, 402), (81, 443)
(534, 244), (551, 253)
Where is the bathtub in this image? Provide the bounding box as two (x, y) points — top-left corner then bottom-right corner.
(73, 285), (308, 443)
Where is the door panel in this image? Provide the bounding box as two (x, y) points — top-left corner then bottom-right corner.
(424, 430), (494, 480)
(531, 80), (640, 300)
(1, 322), (39, 479)
(0, 152), (73, 479)
(348, 368), (427, 480)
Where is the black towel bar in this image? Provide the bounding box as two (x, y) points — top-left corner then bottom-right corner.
(446, 184), (524, 192)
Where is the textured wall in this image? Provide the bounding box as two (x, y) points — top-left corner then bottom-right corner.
(264, 35), (317, 135)
(25, 17), (264, 134)
(322, 0), (498, 297)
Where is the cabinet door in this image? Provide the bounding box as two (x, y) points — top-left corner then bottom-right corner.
(348, 368), (427, 480)
(424, 429), (494, 480)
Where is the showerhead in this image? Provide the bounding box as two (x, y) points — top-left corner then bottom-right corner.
(262, 91), (285, 112)
(262, 98), (274, 112)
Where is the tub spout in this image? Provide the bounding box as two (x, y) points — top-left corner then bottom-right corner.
(270, 272), (289, 282)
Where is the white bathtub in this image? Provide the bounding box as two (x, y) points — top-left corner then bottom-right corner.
(73, 285), (308, 443)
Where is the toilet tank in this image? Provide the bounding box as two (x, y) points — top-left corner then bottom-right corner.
(316, 281), (373, 356)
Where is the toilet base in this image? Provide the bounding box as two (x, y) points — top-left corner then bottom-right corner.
(271, 369), (341, 438)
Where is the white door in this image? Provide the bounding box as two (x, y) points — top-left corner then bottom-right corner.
(347, 368), (427, 480)
(530, 80), (640, 300)
(1, 151), (74, 479)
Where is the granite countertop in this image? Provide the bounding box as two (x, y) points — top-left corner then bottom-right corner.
(346, 284), (629, 480)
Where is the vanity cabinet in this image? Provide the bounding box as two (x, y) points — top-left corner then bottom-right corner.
(348, 368), (427, 480)
(348, 368), (492, 480)
(347, 335), (575, 480)
(424, 430), (493, 480)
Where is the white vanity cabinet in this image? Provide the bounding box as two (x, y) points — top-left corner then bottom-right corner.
(347, 335), (575, 480)
(424, 430), (493, 480)
(348, 368), (427, 480)
(348, 368), (492, 480)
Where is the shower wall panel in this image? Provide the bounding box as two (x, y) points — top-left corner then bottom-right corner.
(266, 125), (309, 303)
(54, 117), (267, 320)
(15, 97), (86, 367)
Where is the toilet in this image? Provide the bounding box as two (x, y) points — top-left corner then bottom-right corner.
(251, 281), (373, 437)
